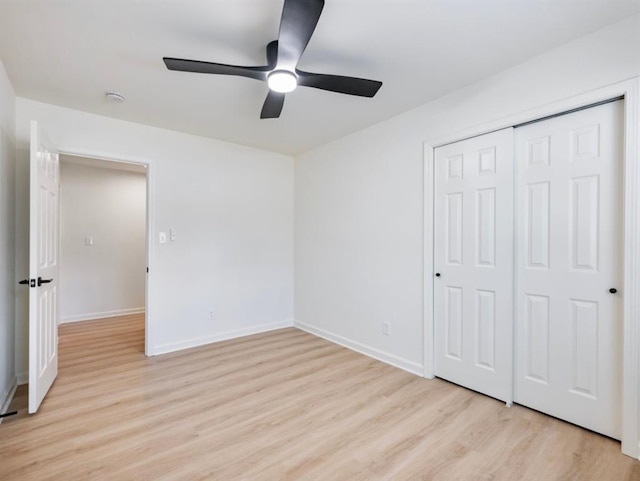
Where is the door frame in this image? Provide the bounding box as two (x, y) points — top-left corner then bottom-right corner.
(58, 150), (155, 356)
(423, 77), (640, 458)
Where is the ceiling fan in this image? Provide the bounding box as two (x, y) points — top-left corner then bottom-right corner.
(163, 0), (382, 119)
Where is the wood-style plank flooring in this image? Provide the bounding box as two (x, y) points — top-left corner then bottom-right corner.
(1, 314), (638, 480)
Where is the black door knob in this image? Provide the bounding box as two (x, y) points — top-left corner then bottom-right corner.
(435, 273), (441, 277)
(609, 288), (617, 294)
(37, 277), (53, 287)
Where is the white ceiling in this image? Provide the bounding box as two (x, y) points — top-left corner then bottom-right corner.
(1, 0), (639, 155)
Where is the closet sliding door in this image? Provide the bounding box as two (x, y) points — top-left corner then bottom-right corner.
(514, 100), (623, 439)
(432, 101), (624, 437)
(433, 128), (514, 402)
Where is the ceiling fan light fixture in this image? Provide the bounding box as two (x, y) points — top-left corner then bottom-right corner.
(267, 70), (297, 93)
(163, 0), (382, 118)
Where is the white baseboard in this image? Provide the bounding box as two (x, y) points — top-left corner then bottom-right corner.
(16, 372), (28, 385)
(294, 320), (423, 377)
(151, 319), (294, 356)
(60, 307), (145, 324)
(1, 377), (18, 423)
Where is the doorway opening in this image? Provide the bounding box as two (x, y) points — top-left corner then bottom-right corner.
(7, 145), (152, 421)
(58, 153), (149, 354)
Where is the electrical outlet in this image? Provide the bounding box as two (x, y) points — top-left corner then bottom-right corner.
(382, 321), (390, 336)
(209, 310), (215, 320)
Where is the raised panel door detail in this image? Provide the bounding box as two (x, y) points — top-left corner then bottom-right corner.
(478, 147), (496, 175)
(476, 290), (495, 370)
(42, 150), (54, 179)
(38, 149), (45, 172)
(526, 136), (550, 167)
(571, 124), (600, 162)
(447, 154), (463, 181)
(48, 190), (57, 266)
(38, 186), (47, 269)
(446, 193), (463, 265)
(46, 150), (53, 177)
(525, 294), (549, 384)
(570, 299), (599, 399)
(38, 291), (47, 372)
(50, 152), (58, 181)
(446, 286), (463, 360)
(526, 182), (550, 269)
(48, 286), (57, 364)
(476, 188), (496, 267)
(571, 175), (599, 271)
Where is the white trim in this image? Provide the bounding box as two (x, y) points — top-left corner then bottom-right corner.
(621, 79), (640, 460)
(152, 319), (294, 356)
(428, 76), (639, 148)
(1, 378), (18, 423)
(16, 372), (28, 385)
(295, 320), (424, 377)
(59, 150), (154, 357)
(510, 127), (521, 410)
(145, 161), (154, 357)
(60, 307), (145, 324)
(422, 142), (435, 379)
(423, 77), (640, 459)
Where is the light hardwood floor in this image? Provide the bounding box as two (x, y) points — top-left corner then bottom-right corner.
(1, 314), (638, 480)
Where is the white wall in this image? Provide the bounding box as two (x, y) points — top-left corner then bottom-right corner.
(0, 58), (16, 410)
(59, 160), (146, 322)
(14, 99), (294, 376)
(294, 15), (640, 374)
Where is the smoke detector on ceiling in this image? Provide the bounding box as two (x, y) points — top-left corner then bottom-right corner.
(105, 91), (125, 104)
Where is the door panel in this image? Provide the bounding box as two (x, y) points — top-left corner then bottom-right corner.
(29, 121), (59, 413)
(434, 128), (514, 402)
(514, 101), (623, 439)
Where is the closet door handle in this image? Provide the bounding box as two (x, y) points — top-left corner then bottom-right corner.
(609, 288), (617, 294)
(435, 273), (441, 277)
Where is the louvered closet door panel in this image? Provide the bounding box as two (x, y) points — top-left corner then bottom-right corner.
(434, 128), (514, 402)
(514, 101), (623, 439)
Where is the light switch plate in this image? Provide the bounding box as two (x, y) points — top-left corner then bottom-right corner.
(84, 236), (93, 246)
(159, 232), (167, 244)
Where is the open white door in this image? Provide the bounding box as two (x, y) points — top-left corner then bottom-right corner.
(28, 121), (60, 413)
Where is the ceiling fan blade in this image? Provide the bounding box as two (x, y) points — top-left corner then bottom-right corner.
(266, 41), (279, 68)
(276, 0), (324, 71)
(163, 58), (269, 81)
(296, 71), (382, 97)
(260, 91), (286, 119)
